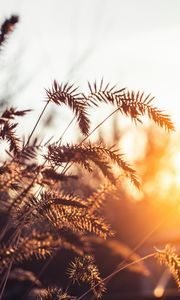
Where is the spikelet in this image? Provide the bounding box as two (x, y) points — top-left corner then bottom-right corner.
(86, 79), (126, 106)
(0, 107), (31, 155)
(86, 80), (174, 131)
(46, 81), (90, 135)
(46, 143), (140, 187)
(0, 107), (31, 121)
(0, 234), (52, 273)
(67, 255), (106, 299)
(155, 244), (180, 289)
(0, 15), (19, 48)
(9, 268), (41, 286)
(38, 287), (77, 300)
(39, 197), (113, 239)
(0, 121), (21, 154)
(119, 90), (175, 130)
(87, 182), (114, 213)
(0, 76), (175, 299)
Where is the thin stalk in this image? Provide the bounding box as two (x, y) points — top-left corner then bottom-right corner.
(61, 108), (119, 174)
(0, 262), (13, 299)
(0, 159), (47, 244)
(0, 177), (38, 243)
(77, 253), (155, 300)
(57, 116), (76, 145)
(43, 135), (54, 147)
(65, 279), (73, 293)
(89, 207), (175, 300)
(20, 252), (57, 300)
(0, 222), (9, 242)
(11, 177), (45, 230)
(104, 207), (176, 287)
(0, 101), (50, 240)
(79, 108), (119, 146)
(25, 100), (50, 147)
(18, 196), (176, 300)
(0, 230), (21, 300)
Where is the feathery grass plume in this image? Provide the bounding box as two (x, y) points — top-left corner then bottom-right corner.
(118, 90), (175, 130)
(46, 80), (90, 135)
(56, 229), (91, 255)
(0, 107), (31, 120)
(0, 108), (31, 155)
(0, 121), (20, 154)
(0, 229), (77, 274)
(19, 137), (42, 162)
(0, 15), (19, 48)
(0, 77), (174, 299)
(155, 245), (180, 289)
(0, 12), (176, 299)
(0, 228), (89, 268)
(42, 191), (88, 208)
(86, 79), (126, 106)
(0, 234), (52, 273)
(46, 143), (139, 187)
(9, 188), (111, 238)
(38, 287), (77, 300)
(68, 255), (106, 299)
(87, 182), (114, 214)
(86, 80), (174, 130)
(9, 268), (41, 286)
(42, 168), (78, 182)
(31, 228), (90, 257)
(94, 144), (140, 188)
(37, 191), (113, 239)
(46, 143), (114, 181)
(28, 229), (89, 257)
(0, 161), (31, 211)
(0, 161), (42, 220)
(0, 161), (22, 191)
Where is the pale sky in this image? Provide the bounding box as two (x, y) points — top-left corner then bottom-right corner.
(0, 0), (180, 136)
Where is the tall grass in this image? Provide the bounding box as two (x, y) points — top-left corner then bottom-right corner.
(0, 15), (179, 300)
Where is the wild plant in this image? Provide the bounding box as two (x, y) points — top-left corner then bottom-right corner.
(0, 15), (179, 300)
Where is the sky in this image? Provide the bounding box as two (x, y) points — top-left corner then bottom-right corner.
(1, 2), (180, 294)
(0, 0), (180, 136)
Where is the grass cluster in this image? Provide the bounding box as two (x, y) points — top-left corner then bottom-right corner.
(0, 15), (179, 300)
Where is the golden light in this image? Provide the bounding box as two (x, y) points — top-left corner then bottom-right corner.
(154, 286), (164, 298)
(120, 131), (180, 205)
(154, 270), (171, 298)
(172, 152), (180, 187)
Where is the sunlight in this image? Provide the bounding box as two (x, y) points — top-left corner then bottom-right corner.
(172, 152), (180, 186)
(154, 286), (164, 298)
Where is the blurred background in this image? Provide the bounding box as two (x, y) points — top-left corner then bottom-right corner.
(1, 0), (180, 299)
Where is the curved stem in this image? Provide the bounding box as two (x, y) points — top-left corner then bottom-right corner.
(25, 100), (50, 147)
(57, 116), (76, 145)
(20, 252), (57, 300)
(0, 159), (48, 244)
(77, 253), (155, 300)
(89, 209), (174, 300)
(80, 108), (119, 146)
(0, 230), (21, 300)
(61, 108), (119, 175)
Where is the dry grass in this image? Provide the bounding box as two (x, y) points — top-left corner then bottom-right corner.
(0, 15), (178, 300)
